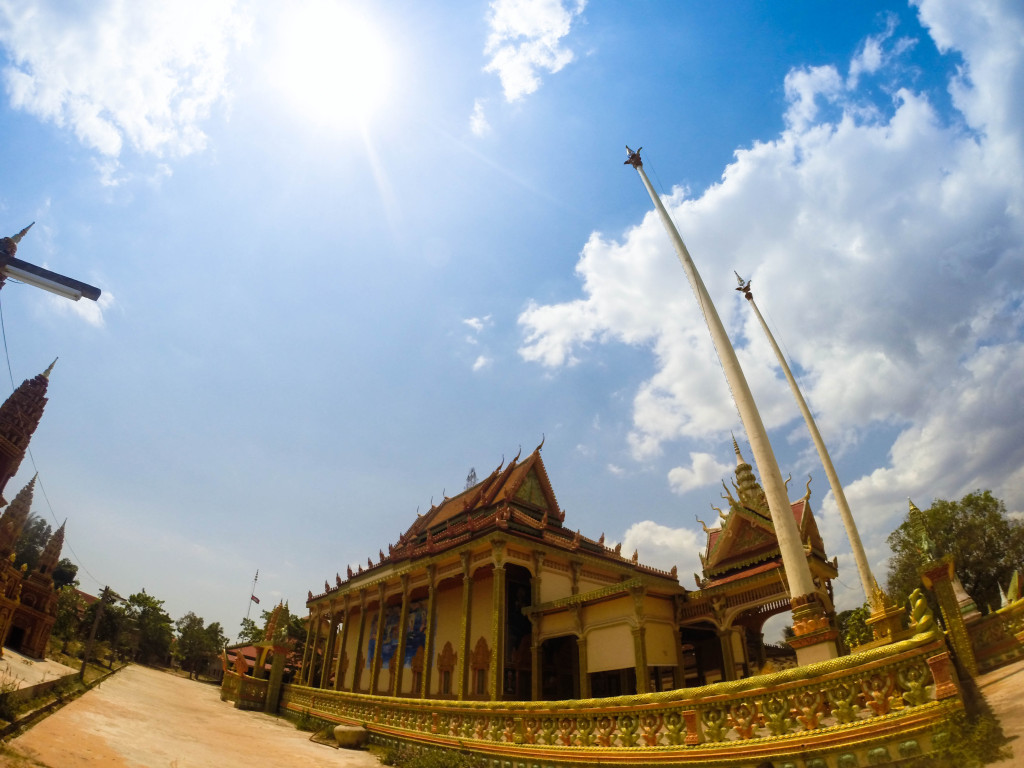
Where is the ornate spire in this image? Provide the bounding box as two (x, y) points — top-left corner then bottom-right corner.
(0, 365), (52, 504)
(732, 441), (768, 516)
(0, 475), (36, 557)
(37, 519), (65, 577)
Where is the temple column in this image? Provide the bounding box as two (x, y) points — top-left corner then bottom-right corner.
(351, 590), (368, 692)
(370, 582), (387, 694)
(672, 598), (687, 689)
(490, 540), (507, 701)
(307, 610), (324, 687)
(456, 552), (473, 701)
(576, 635), (590, 698)
(529, 551), (544, 700)
(299, 609), (315, 685)
(420, 565), (437, 698)
(319, 600), (338, 688)
(631, 625), (649, 694)
(530, 620), (542, 701)
(392, 574), (411, 696)
(332, 594), (351, 691)
(718, 628), (737, 682)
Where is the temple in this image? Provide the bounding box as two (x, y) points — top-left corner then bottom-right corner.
(0, 365), (67, 657)
(298, 441), (837, 700)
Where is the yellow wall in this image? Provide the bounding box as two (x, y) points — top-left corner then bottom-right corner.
(470, 570), (494, 653)
(644, 621), (679, 668)
(430, 583), (463, 696)
(539, 566), (572, 603)
(586, 623), (635, 673)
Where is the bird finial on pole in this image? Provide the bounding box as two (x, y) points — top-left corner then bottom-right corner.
(624, 145), (643, 168)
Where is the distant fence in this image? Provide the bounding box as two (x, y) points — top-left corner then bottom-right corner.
(264, 631), (961, 768)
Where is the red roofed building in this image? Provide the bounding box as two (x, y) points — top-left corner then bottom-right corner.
(299, 441), (837, 700)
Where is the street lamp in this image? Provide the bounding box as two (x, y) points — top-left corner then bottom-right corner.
(0, 224), (102, 302)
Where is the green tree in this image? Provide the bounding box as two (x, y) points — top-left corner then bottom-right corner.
(886, 490), (1024, 612)
(237, 616), (263, 644)
(52, 586), (84, 653)
(175, 612), (227, 679)
(14, 514), (50, 570)
(53, 557), (78, 589)
(836, 604), (873, 651)
(124, 590), (173, 665)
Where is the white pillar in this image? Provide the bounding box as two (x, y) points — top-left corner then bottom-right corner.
(627, 151), (815, 600)
(738, 279), (879, 611)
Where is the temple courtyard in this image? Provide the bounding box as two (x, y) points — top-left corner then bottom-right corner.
(0, 658), (1020, 766)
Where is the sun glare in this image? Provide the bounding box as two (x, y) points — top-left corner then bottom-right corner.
(272, 1), (393, 128)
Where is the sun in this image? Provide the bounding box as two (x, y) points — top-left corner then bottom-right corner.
(271, 1), (393, 128)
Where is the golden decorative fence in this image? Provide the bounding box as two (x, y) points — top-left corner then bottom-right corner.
(274, 632), (962, 767)
(971, 599), (1024, 672)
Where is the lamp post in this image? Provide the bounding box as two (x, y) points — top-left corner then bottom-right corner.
(0, 224), (101, 302)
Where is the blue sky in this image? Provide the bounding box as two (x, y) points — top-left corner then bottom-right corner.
(0, 0), (1021, 641)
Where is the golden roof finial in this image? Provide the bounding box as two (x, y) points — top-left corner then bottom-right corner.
(42, 358), (58, 379)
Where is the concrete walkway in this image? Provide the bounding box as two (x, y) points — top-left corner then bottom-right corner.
(0, 665), (380, 767)
(1, 658), (1024, 766)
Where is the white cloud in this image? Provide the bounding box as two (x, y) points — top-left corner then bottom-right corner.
(606, 463), (624, 476)
(463, 314), (493, 333)
(470, 98), (491, 137)
(621, 520), (703, 579)
(668, 452), (733, 495)
(472, 355), (492, 372)
(0, 0), (247, 159)
(46, 289), (114, 328)
(483, 0), (586, 102)
(520, 0), (1024, 587)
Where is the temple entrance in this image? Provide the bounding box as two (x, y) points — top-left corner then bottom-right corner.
(4, 625), (24, 652)
(540, 635), (579, 700)
(504, 564), (532, 700)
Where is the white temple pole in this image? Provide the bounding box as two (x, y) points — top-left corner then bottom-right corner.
(736, 276), (880, 610)
(624, 147), (816, 602)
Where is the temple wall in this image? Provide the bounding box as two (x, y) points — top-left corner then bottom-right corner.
(645, 621), (679, 668)
(586, 623), (634, 673)
(539, 566), (571, 603)
(339, 608), (361, 690)
(471, 570), (494, 654)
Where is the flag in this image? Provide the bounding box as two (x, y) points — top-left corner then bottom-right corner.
(250, 594), (260, 604)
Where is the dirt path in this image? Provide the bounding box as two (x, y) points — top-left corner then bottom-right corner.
(0, 665), (380, 768)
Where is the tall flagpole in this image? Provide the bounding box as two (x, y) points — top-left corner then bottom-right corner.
(625, 147), (836, 660)
(735, 274), (880, 611)
(246, 569), (260, 621)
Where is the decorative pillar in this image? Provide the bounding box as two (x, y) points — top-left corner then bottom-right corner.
(672, 597), (687, 689)
(718, 628), (737, 682)
(576, 636), (590, 698)
(632, 626), (649, 694)
(490, 540), (507, 701)
(625, 148), (835, 662)
(351, 590), (368, 692)
(530, 619), (542, 701)
(630, 585), (648, 693)
(421, 564), (437, 698)
(922, 558), (979, 677)
(332, 594), (351, 691)
(307, 610), (324, 688)
(457, 552), (473, 701)
(370, 582), (387, 694)
(392, 574), (411, 696)
(570, 560), (582, 596)
(319, 600), (338, 688)
(299, 609), (315, 685)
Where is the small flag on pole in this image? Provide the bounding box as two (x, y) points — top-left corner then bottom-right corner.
(250, 594), (260, 604)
